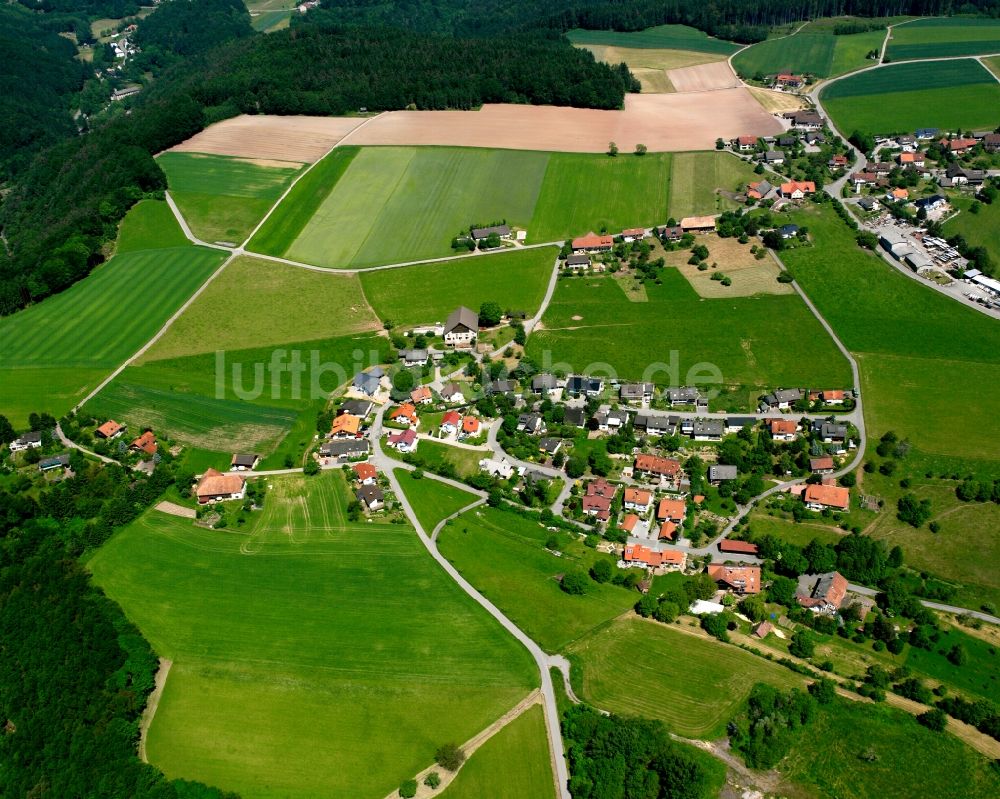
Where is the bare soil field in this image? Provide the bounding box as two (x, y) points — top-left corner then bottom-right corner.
(167, 115), (367, 164)
(352, 92), (782, 153)
(746, 86), (809, 114)
(667, 61), (740, 92)
(663, 234), (793, 297)
(578, 45), (726, 93)
(630, 68), (676, 93)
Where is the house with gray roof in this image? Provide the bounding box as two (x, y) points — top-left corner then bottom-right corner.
(666, 386), (700, 406)
(443, 306), (479, 346)
(620, 382), (654, 403)
(692, 419), (724, 441)
(708, 464), (738, 483)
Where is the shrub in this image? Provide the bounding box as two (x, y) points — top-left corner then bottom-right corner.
(399, 779), (418, 797)
(917, 708), (948, 732)
(560, 570), (588, 595)
(424, 772), (441, 788)
(435, 743), (466, 772)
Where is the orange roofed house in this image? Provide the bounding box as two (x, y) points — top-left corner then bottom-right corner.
(623, 487), (653, 513)
(352, 462), (378, 485)
(195, 469), (246, 505)
(779, 180), (816, 199)
(804, 483), (850, 511)
(95, 420), (125, 439)
(768, 418), (799, 441)
(623, 544), (686, 572)
(796, 571), (849, 614)
(461, 416), (480, 436)
(411, 386), (433, 405)
(129, 430), (157, 456)
(633, 454), (682, 489)
(708, 563), (761, 594)
(571, 232), (614, 254)
(331, 413), (361, 438)
(389, 403), (418, 427)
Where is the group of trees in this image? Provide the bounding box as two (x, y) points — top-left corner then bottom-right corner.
(728, 684), (816, 769)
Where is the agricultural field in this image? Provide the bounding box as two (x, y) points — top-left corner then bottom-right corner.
(437, 506), (640, 652)
(887, 17), (1000, 60)
(0, 247), (225, 425)
(567, 618), (801, 738)
(440, 706), (554, 799)
(566, 25), (740, 55)
(821, 59), (1000, 135)
(394, 469), (480, 533)
(778, 698), (1000, 799)
(943, 195), (1000, 276)
(140, 256), (380, 361)
(986, 54), (1000, 79)
(666, 152), (761, 220)
(525, 270), (852, 392)
(663, 235), (793, 298)
(87, 472), (537, 799)
(284, 147), (549, 268)
(116, 199), (189, 253)
(574, 44), (724, 93)
(528, 152), (672, 243)
(733, 28), (884, 79)
(247, 0), (294, 33)
(158, 152), (300, 244)
(359, 247), (556, 328)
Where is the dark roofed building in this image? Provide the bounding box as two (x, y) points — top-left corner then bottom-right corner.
(566, 375), (604, 396)
(564, 406), (587, 427)
(470, 224), (512, 240)
(796, 571), (849, 613)
(443, 306), (479, 345)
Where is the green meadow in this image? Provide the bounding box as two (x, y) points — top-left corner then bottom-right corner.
(437, 506), (636, 652)
(116, 199), (189, 253)
(88, 472), (537, 799)
(943, 195), (1000, 274)
(440, 705), (554, 799)
(887, 17), (1000, 60)
(666, 152), (758, 220)
(158, 152), (300, 244)
(566, 25), (740, 55)
(394, 470), (480, 533)
(733, 28), (884, 78)
(359, 247), (557, 328)
(525, 270), (852, 390)
(822, 59), (1000, 135)
(567, 618), (801, 739)
(0, 247), (225, 425)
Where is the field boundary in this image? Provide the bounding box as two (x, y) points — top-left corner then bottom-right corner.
(138, 658), (172, 763)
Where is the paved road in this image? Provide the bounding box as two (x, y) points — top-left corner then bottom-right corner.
(847, 583), (1000, 624)
(55, 422), (115, 464)
(371, 407), (572, 799)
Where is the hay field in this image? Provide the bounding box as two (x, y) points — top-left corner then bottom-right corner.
(116, 199), (189, 253)
(167, 114), (366, 163)
(576, 44), (726, 93)
(665, 234), (793, 297)
(567, 25), (740, 55)
(140, 256), (380, 361)
(733, 28), (885, 79)
(88, 473), (537, 799)
(747, 86), (809, 113)
(887, 17), (1000, 60)
(667, 60), (739, 92)
(667, 151), (758, 219)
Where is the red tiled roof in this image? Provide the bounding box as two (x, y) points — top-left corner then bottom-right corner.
(624, 488), (652, 506)
(810, 456), (835, 471)
(462, 416), (480, 433)
(442, 410), (461, 427)
(737, 135), (758, 145)
(708, 563), (761, 593)
(658, 521), (677, 540)
(624, 544), (684, 567)
(389, 429), (417, 445)
(622, 227), (645, 237)
(719, 539), (758, 555)
(769, 418), (798, 435)
(572, 232), (614, 249)
(130, 430), (157, 455)
(780, 180), (816, 195)
(411, 386), (432, 403)
(390, 403), (418, 423)
(804, 483), (849, 510)
(96, 420), (122, 438)
(587, 478), (616, 498)
(656, 498), (686, 522)
(621, 513), (639, 532)
(353, 463), (377, 481)
(196, 468), (245, 499)
(634, 454), (681, 476)
(331, 414), (361, 436)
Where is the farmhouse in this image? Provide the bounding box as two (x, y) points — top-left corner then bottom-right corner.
(387, 428), (418, 453)
(718, 539), (759, 556)
(470, 224), (511, 241)
(774, 73), (804, 89)
(768, 418), (799, 440)
(9, 431), (42, 452)
(939, 136), (977, 153)
(784, 110), (823, 129)
(352, 462), (378, 485)
(622, 544), (686, 571)
(331, 413), (362, 438)
(634, 454), (682, 488)
(319, 439), (370, 462)
(679, 216), (716, 233)
(779, 180), (815, 199)
(656, 498), (686, 523)
(707, 563), (761, 594)
(656, 225), (684, 241)
(796, 571), (849, 614)
(708, 464), (738, 484)
(804, 483), (850, 511)
(623, 488), (653, 513)
(357, 485), (385, 512)
(440, 382), (465, 403)
(443, 306), (479, 346)
(95, 420), (126, 439)
(195, 469), (246, 505)
(983, 133), (1000, 151)
(230, 453), (261, 471)
(571, 232), (613, 253)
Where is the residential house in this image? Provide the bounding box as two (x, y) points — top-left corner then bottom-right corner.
(400, 348), (428, 366)
(914, 194), (947, 213)
(128, 431), (157, 456)
(331, 413), (362, 438)
(804, 130), (826, 145)
(898, 152), (924, 167)
(230, 453), (260, 471)
(389, 404), (418, 427)
(340, 399), (373, 418)
(656, 225), (684, 241)
(195, 469), (246, 505)
(818, 389), (846, 405)
(487, 379), (515, 397)
(9, 431), (42, 452)
(784, 110), (823, 129)
(857, 196), (881, 212)
(761, 388), (803, 410)
(983, 133), (1000, 152)
(946, 163), (986, 185)
(565, 254), (591, 270)
(804, 483), (850, 511)
(440, 410), (462, 434)
(886, 187), (909, 202)
(777, 135), (797, 148)
(851, 172), (878, 191)
(633, 454), (682, 489)
(352, 462), (378, 485)
(679, 216), (716, 233)
(564, 407), (588, 428)
(774, 73), (804, 89)
(588, 477), (616, 499)
(656, 498), (686, 523)
(768, 418), (799, 440)
(691, 419), (724, 441)
(622, 544), (686, 571)
(708, 563), (761, 594)
(828, 154), (848, 169)
(735, 135), (758, 151)
(779, 180), (816, 199)
(440, 382), (465, 404)
(747, 180), (774, 200)
(353, 370), (382, 396)
(95, 420), (125, 439)
(479, 456), (514, 479)
(623, 488), (653, 514)
(621, 227), (646, 242)
(779, 223), (799, 239)
(939, 136), (977, 153)
(517, 413), (544, 434)
(357, 485), (385, 512)
(319, 439), (370, 462)
(810, 455), (835, 473)
(39, 454), (71, 473)
(582, 493), (611, 522)
(620, 382), (654, 404)
(658, 520), (678, 541)
(719, 539), (759, 556)
(594, 408), (629, 432)
(812, 420), (847, 444)
(708, 465), (738, 484)
(461, 416), (480, 437)
(566, 375), (604, 397)
(868, 162), (893, 177)
(796, 571), (849, 613)
(571, 232), (614, 253)
(470, 224), (512, 241)
(666, 386), (700, 406)
(387, 429), (418, 453)
(763, 150), (785, 165)
(634, 413), (676, 436)
(620, 514), (639, 535)
(539, 437), (562, 457)
(915, 127), (939, 140)
(411, 386), (433, 405)
(443, 306), (479, 346)
(532, 373), (560, 394)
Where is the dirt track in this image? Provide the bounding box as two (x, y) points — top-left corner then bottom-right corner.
(167, 115), (366, 163)
(667, 61), (740, 92)
(351, 91), (782, 152)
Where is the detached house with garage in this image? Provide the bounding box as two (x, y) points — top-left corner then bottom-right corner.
(623, 487), (653, 514)
(804, 483), (850, 511)
(10, 431), (43, 452)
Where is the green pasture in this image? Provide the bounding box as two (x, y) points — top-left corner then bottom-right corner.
(528, 152), (671, 243)
(779, 698), (1000, 799)
(437, 506), (637, 652)
(746, 512), (845, 548)
(287, 147), (548, 268)
(440, 705), (554, 799)
(732, 28), (884, 78)
(905, 625), (1000, 704)
(249, 146), (359, 256)
(0, 247), (224, 424)
(359, 247), (556, 328)
(525, 270), (852, 390)
(395, 470), (480, 534)
(158, 152), (300, 244)
(88, 472), (536, 799)
(822, 59), (1000, 135)
(142, 256), (380, 361)
(667, 152), (759, 219)
(944, 195), (1000, 273)
(407, 439), (486, 479)
(887, 17), (1000, 60)
(566, 25), (740, 55)
(116, 199), (189, 253)
(568, 618), (801, 739)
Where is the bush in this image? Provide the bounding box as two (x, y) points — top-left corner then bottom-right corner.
(808, 678), (837, 705)
(560, 570), (588, 595)
(399, 779), (418, 798)
(424, 772), (441, 788)
(917, 708), (948, 732)
(435, 743), (466, 772)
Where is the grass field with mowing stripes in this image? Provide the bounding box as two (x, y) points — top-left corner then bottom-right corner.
(437, 506), (636, 652)
(887, 17), (1000, 60)
(116, 199), (190, 253)
(395, 470), (480, 533)
(158, 152), (300, 244)
(822, 59), (1000, 135)
(88, 472), (537, 799)
(667, 152), (759, 219)
(733, 29), (884, 79)
(568, 617), (801, 739)
(359, 247), (556, 328)
(567, 25), (740, 55)
(0, 247), (225, 425)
